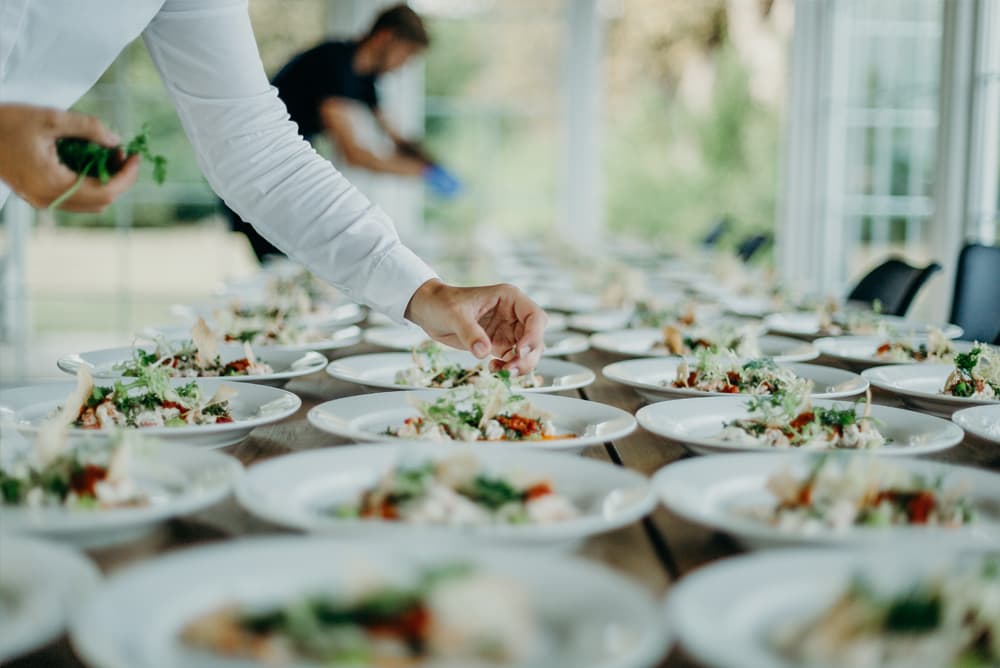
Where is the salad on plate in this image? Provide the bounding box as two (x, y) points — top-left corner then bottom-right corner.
(387, 377), (572, 442)
(745, 456), (975, 531)
(773, 557), (1000, 668)
(182, 566), (539, 666)
(57, 367), (236, 430)
(941, 345), (1000, 400)
(116, 319), (273, 378)
(717, 383), (886, 450)
(0, 432), (146, 510)
(874, 329), (955, 364)
(658, 323), (760, 357)
(395, 342), (541, 390)
(670, 350), (798, 395)
(329, 453), (578, 526)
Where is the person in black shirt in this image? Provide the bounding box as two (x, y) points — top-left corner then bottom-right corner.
(226, 4), (460, 260)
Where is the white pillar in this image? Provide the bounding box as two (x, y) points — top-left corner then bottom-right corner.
(562, 0), (604, 248)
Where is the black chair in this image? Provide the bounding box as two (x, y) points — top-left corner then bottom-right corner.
(700, 217), (731, 247)
(846, 257), (940, 316)
(949, 243), (1000, 343)
(736, 233), (772, 263)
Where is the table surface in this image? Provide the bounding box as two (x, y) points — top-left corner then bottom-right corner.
(10, 342), (999, 668)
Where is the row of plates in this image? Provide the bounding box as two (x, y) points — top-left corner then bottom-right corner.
(7, 442), (999, 666)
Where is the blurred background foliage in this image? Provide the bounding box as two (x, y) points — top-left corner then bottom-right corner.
(53, 0), (789, 256)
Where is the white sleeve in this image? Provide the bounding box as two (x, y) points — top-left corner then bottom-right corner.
(141, 0), (436, 322)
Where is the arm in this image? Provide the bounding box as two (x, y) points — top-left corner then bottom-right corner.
(142, 0), (433, 321)
(374, 109), (436, 165)
(320, 98), (425, 176)
(142, 0), (544, 369)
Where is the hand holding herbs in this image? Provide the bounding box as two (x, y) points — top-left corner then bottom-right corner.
(49, 124), (167, 211)
(0, 104), (141, 212)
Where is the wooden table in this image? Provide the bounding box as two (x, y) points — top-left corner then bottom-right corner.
(11, 345), (999, 668)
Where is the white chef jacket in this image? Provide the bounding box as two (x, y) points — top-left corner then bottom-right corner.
(0, 0), (437, 323)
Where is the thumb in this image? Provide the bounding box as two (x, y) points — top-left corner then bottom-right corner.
(54, 110), (120, 147)
(454, 312), (491, 359)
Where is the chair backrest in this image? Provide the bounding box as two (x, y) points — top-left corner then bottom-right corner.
(700, 217), (731, 247)
(949, 243), (1000, 343)
(846, 258), (940, 316)
(736, 233), (772, 263)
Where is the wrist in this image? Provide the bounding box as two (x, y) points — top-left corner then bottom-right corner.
(405, 278), (447, 324)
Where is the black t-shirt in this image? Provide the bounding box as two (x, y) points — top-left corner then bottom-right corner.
(271, 40), (378, 139)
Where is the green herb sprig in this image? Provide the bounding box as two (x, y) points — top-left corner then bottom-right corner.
(49, 124), (167, 211)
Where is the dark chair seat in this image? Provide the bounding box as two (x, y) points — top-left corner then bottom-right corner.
(950, 244), (1000, 343)
(846, 257), (941, 316)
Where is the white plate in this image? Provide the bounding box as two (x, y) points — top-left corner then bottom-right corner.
(952, 404), (1000, 445)
(763, 312), (963, 340)
(653, 453), (1000, 549)
(814, 336), (986, 372)
(590, 329), (816, 363)
(532, 291), (602, 313)
(603, 359), (867, 403)
(0, 535), (100, 662)
(1, 441), (242, 548)
(368, 311), (569, 332)
(307, 391), (637, 454)
(174, 301), (365, 330)
(70, 536), (670, 668)
(568, 309), (636, 333)
(364, 326), (590, 358)
(636, 396), (963, 456)
(667, 547), (991, 668)
(862, 364), (1000, 416)
(143, 323), (363, 355)
(56, 344), (328, 388)
(325, 351), (595, 393)
(0, 380), (301, 448)
(236, 443), (655, 548)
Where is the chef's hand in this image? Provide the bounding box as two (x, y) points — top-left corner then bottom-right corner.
(0, 103), (139, 212)
(406, 279), (546, 374)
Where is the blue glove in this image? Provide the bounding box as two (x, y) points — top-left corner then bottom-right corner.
(423, 164), (463, 199)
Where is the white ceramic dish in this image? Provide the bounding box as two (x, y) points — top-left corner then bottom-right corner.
(325, 351), (595, 393)
(236, 443), (655, 548)
(1, 441), (242, 548)
(0, 535), (100, 662)
(653, 452), (1000, 549)
(0, 379), (301, 448)
(814, 336), (986, 372)
(173, 301), (365, 330)
(364, 326), (590, 358)
(951, 404), (1000, 445)
(56, 344), (328, 387)
(307, 391), (637, 454)
(590, 329), (816, 363)
(636, 396), (964, 456)
(142, 323), (363, 355)
(667, 547), (993, 668)
(568, 309), (636, 333)
(862, 364), (1000, 416)
(603, 359), (867, 403)
(763, 312), (963, 340)
(70, 536), (671, 668)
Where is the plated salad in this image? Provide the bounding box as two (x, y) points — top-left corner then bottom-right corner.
(56, 366), (236, 430)
(658, 323), (760, 357)
(387, 378), (570, 442)
(874, 329), (955, 363)
(816, 301), (887, 337)
(670, 350), (798, 394)
(774, 558), (1000, 668)
(747, 457), (974, 531)
(395, 342), (541, 390)
(117, 319), (273, 378)
(633, 300), (700, 328)
(330, 453), (578, 526)
(941, 345), (1000, 400)
(717, 384), (886, 449)
(182, 566), (538, 666)
(0, 433), (145, 510)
